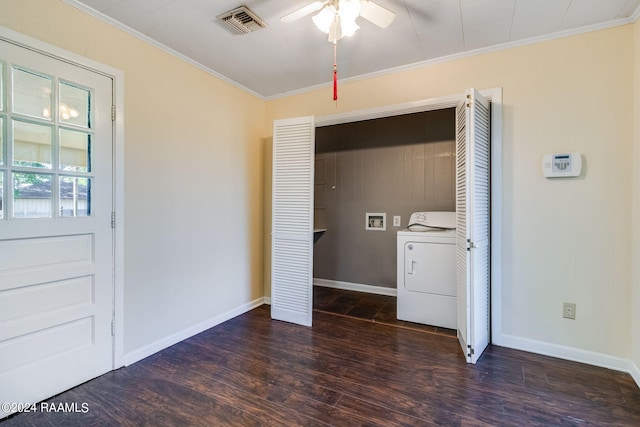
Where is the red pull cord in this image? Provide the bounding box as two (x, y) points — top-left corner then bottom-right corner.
(333, 42), (338, 101)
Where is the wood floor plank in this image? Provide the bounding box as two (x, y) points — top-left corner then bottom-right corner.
(196, 310), (640, 425)
(187, 312), (549, 425)
(2, 304), (639, 426)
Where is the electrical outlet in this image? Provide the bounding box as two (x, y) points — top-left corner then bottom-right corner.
(563, 303), (576, 320)
(393, 216), (401, 227)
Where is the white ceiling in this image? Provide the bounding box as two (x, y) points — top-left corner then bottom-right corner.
(67, 0), (640, 99)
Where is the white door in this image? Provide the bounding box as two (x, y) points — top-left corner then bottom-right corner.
(271, 116), (315, 326)
(456, 88), (490, 364)
(0, 39), (114, 416)
(404, 241), (456, 296)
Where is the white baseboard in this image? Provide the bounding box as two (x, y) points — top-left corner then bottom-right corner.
(499, 333), (632, 374)
(313, 278), (397, 296)
(315, 283), (638, 385)
(123, 297), (264, 366)
(630, 360), (640, 389)
(122, 291), (640, 390)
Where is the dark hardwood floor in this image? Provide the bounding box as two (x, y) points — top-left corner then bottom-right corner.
(313, 286), (457, 337)
(3, 304), (640, 426)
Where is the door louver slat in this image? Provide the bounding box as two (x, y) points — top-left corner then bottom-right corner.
(271, 116), (315, 326)
(456, 88), (490, 364)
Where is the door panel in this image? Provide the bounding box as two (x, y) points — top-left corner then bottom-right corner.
(455, 99), (470, 358)
(0, 39), (113, 417)
(271, 116), (315, 326)
(404, 241), (456, 296)
(456, 88), (490, 364)
(468, 88), (491, 364)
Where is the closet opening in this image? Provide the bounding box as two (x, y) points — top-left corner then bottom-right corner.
(271, 88), (502, 362)
(312, 108), (457, 335)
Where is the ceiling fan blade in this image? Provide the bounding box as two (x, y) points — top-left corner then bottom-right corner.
(281, 1), (326, 23)
(359, 0), (395, 28)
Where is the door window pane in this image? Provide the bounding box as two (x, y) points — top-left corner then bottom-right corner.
(12, 67), (52, 120)
(13, 120), (52, 168)
(0, 62), (4, 111)
(0, 172), (3, 219)
(4, 64), (100, 221)
(13, 172), (52, 218)
(60, 129), (91, 172)
(60, 176), (90, 217)
(0, 116), (4, 165)
(59, 81), (90, 128)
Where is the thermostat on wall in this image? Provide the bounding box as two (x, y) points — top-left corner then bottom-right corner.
(542, 152), (582, 178)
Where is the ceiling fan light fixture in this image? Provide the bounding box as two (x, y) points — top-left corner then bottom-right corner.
(312, 5), (337, 34)
(313, 0), (361, 41)
(281, 0), (396, 36)
(328, 17), (342, 42)
(279, 0), (395, 100)
(340, 16), (359, 37)
(339, 0), (360, 22)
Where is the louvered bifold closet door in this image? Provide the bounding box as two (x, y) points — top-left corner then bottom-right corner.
(469, 88), (490, 364)
(456, 88), (490, 364)
(455, 99), (470, 360)
(271, 116), (315, 326)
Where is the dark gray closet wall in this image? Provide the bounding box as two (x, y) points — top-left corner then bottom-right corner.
(313, 108), (456, 289)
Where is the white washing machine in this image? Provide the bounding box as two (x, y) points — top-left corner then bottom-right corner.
(397, 229), (457, 329)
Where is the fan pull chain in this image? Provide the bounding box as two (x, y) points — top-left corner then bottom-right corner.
(333, 41), (338, 101)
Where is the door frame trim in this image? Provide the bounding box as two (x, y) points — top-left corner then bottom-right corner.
(0, 25), (126, 368)
(315, 88), (503, 345)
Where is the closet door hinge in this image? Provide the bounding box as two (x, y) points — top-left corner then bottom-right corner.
(111, 212), (116, 229)
(111, 105), (116, 121)
(466, 94), (472, 108)
(467, 345), (474, 357)
(111, 319), (116, 336)
(467, 239), (476, 251)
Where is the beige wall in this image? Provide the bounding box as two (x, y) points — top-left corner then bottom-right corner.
(633, 19), (640, 377)
(266, 26), (635, 360)
(0, 0), (266, 356)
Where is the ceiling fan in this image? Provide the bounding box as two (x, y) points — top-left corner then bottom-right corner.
(281, 0), (396, 43)
(281, 0), (395, 100)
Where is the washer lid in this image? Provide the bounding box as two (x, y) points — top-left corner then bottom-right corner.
(407, 211), (456, 231)
(397, 228), (456, 240)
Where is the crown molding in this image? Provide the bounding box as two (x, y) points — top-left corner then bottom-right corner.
(266, 12), (640, 100)
(632, 3), (640, 22)
(63, 0), (640, 102)
(61, 0), (264, 99)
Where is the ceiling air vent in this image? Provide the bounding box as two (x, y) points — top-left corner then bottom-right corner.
(218, 6), (267, 34)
